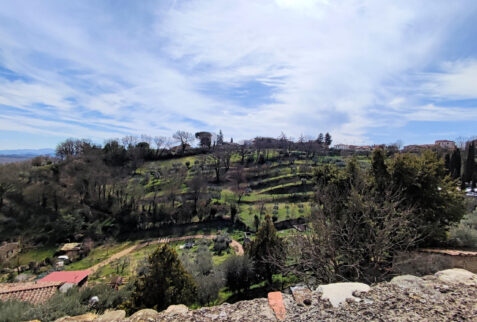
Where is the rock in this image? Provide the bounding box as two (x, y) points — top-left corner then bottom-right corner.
(435, 268), (477, 286)
(317, 282), (371, 307)
(291, 285), (312, 306)
(127, 308), (160, 322)
(164, 304), (189, 315)
(55, 313), (97, 321)
(390, 275), (425, 289)
(94, 310), (126, 321)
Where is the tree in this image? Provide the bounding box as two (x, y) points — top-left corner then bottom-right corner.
(195, 132), (212, 149)
(324, 132), (332, 146)
(463, 141), (475, 190)
(188, 173), (208, 217)
(389, 150), (465, 243)
(221, 255), (254, 294)
(450, 148), (462, 180)
(173, 131), (194, 154)
(316, 133), (324, 145)
(153, 136), (172, 158)
(216, 130), (224, 146)
(126, 244), (197, 313)
(370, 148), (390, 192)
(246, 214), (284, 284)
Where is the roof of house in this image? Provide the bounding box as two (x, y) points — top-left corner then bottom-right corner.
(60, 243), (82, 251)
(38, 270), (90, 284)
(0, 281), (63, 304)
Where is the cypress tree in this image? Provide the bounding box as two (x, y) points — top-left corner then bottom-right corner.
(450, 148), (461, 180)
(126, 244), (197, 313)
(463, 142), (475, 189)
(246, 214), (284, 285)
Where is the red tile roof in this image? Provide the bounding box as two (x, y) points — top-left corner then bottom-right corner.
(38, 270), (90, 284)
(0, 281), (63, 304)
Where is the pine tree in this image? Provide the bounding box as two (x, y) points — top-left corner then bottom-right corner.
(246, 214), (284, 284)
(217, 130), (224, 146)
(324, 132), (332, 146)
(370, 148), (389, 192)
(450, 148), (461, 180)
(444, 154), (451, 175)
(126, 244), (197, 313)
(463, 142), (475, 188)
(317, 133), (324, 144)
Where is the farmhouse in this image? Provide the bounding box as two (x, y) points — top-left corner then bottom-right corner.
(38, 270), (91, 287)
(58, 242), (82, 259)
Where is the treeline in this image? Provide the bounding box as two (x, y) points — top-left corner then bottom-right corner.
(444, 140), (477, 190)
(0, 130), (334, 245)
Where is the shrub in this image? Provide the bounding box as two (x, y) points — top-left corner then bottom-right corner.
(125, 244), (197, 313)
(221, 255), (254, 293)
(0, 300), (36, 322)
(448, 211), (477, 248)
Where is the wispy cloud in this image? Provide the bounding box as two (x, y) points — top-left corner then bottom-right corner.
(0, 0), (476, 148)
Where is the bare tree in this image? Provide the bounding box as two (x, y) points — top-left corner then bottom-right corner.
(173, 131), (195, 153)
(154, 136), (172, 157)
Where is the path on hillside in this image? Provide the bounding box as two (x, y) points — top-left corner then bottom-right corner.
(89, 234), (244, 273)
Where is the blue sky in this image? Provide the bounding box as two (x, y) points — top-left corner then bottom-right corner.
(0, 0), (477, 149)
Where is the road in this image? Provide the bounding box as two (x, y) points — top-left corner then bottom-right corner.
(89, 234), (244, 273)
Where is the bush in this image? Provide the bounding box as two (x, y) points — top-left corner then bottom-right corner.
(221, 255), (254, 293)
(79, 283), (133, 313)
(448, 211), (477, 249)
(0, 300), (36, 322)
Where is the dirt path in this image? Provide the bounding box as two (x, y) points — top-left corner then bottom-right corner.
(89, 234), (244, 273)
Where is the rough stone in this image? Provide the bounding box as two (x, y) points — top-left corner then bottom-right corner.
(435, 268), (477, 285)
(164, 304), (189, 315)
(54, 313), (97, 321)
(390, 274), (425, 289)
(291, 285), (312, 306)
(317, 282), (371, 307)
(127, 308), (160, 322)
(94, 310), (126, 321)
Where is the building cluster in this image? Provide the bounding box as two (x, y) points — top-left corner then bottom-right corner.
(403, 140), (456, 153)
(333, 140), (457, 152)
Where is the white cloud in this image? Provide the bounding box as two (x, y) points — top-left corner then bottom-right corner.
(0, 0), (476, 147)
(421, 60), (477, 99)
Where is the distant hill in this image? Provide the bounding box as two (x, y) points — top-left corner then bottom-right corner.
(0, 148), (55, 156)
(0, 148), (55, 164)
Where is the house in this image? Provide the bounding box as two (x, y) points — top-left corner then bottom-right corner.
(58, 243), (82, 259)
(38, 270), (90, 287)
(435, 140), (456, 149)
(334, 144), (350, 150)
(0, 281), (63, 304)
(0, 242), (20, 263)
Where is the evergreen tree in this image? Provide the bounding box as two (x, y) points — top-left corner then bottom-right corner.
(126, 244), (197, 313)
(370, 148), (389, 192)
(246, 214), (284, 284)
(324, 132), (332, 146)
(444, 154), (451, 175)
(217, 130), (224, 146)
(463, 142), (475, 189)
(316, 133), (324, 144)
(450, 148), (462, 180)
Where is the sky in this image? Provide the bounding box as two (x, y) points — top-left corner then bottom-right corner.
(0, 0), (477, 149)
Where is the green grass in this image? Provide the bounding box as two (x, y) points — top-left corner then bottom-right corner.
(65, 241), (135, 271)
(7, 247), (56, 267)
